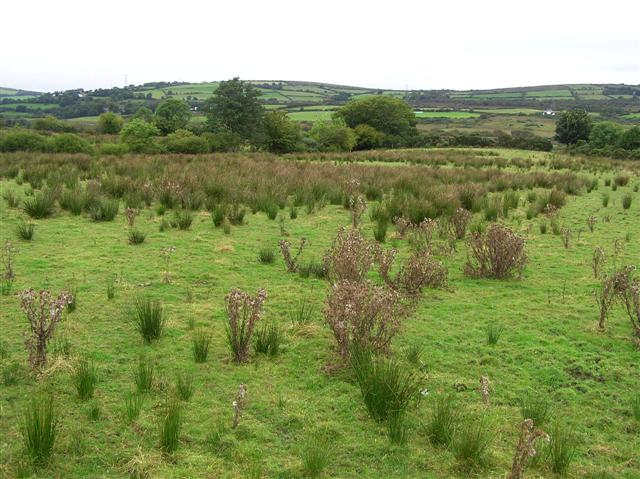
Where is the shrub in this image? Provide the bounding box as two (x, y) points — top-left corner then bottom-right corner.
(453, 415), (493, 470)
(452, 207), (472, 239)
(325, 280), (403, 359)
(258, 246), (275, 264)
(426, 393), (460, 447)
(486, 323), (503, 345)
(22, 394), (57, 465)
(300, 434), (330, 478)
(132, 297), (164, 342)
(23, 191), (56, 219)
(0, 130), (50, 152)
(98, 112), (124, 134)
(519, 391), (551, 426)
(464, 224), (527, 279)
(124, 391), (144, 423)
(193, 330), (210, 363)
(120, 118), (160, 153)
(323, 227), (378, 283)
(175, 372), (194, 401)
(128, 228), (146, 245)
(378, 249), (448, 296)
(548, 423), (577, 475)
(134, 357), (154, 393)
(350, 344), (418, 423)
(254, 321), (281, 357)
(159, 399), (182, 454)
(99, 142), (129, 155)
(19, 289), (71, 370)
(622, 194), (632, 210)
(614, 174), (629, 187)
(50, 133), (94, 154)
(225, 288), (267, 363)
(279, 238), (307, 273)
(72, 357), (98, 400)
(89, 198), (119, 222)
(16, 220), (35, 241)
(164, 129), (209, 153)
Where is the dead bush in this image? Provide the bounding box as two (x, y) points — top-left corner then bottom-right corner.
(464, 224), (528, 279)
(225, 288), (267, 363)
(279, 238), (307, 273)
(452, 207), (472, 240)
(323, 227), (379, 284)
(378, 249), (448, 296)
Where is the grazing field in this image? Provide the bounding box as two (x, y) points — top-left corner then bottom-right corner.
(415, 111), (480, 119)
(0, 149), (639, 478)
(417, 115), (558, 137)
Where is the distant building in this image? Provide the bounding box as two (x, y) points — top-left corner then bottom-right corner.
(543, 109), (556, 116)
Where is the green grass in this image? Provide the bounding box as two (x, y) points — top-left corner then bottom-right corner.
(0, 148), (639, 477)
(415, 111), (480, 119)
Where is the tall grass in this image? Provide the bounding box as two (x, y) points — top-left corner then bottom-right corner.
(22, 394), (57, 465)
(258, 246), (275, 264)
(128, 229), (146, 245)
(124, 391), (144, 423)
(193, 330), (211, 363)
(89, 198), (119, 221)
(22, 191), (56, 219)
(485, 322), (503, 345)
(350, 344), (418, 423)
(426, 393), (460, 446)
(289, 297), (315, 325)
(159, 398), (182, 454)
(173, 209), (193, 230)
(254, 321), (282, 357)
(548, 423), (577, 475)
(132, 297), (164, 342)
(519, 391), (551, 426)
(72, 357), (98, 400)
(16, 220), (35, 241)
(631, 394), (640, 421)
(134, 357), (154, 393)
(300, 434), (330, 478)
(453, 415), (493, 470)
(106, 276), (116, 300)
(175, 372), (194, 401)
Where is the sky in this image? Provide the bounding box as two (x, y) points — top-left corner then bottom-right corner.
(1, 0), (639, 93)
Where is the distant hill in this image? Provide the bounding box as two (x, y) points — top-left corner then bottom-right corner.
(0, 87), (42, 98)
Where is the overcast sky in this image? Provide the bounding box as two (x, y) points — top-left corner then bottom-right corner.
(1, 0), (639, 92)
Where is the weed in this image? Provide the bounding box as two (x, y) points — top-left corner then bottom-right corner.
(453, 414), (493, 470)
(300, 434), (330, 478)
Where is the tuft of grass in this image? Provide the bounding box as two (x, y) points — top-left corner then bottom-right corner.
(622, 194), (632, 210)
(16, 220), (35, 241)
(601, 192), (609, 207)
(3, 189), (20, 208)
(519, 391), (551, 426)
(300, 434), (330, 478)
(289, 206), (298, 219)
(72, 357), (98, 400)
(254, 321), (282, 357)
(66, 287), (78, 313)
(631, 394), (640, 421)
(128, 228), (147, 245)
(453, 414), (493, 470)
(289, 297), (315, 326)
(87, 402), (101, 421)
(193, 330), (211, 363)
(485, 322), (503, 345)
(258, 246), (275, 264)
(403, 342), (423, 367)
(2, 361), (22, 386)
(158, 398), (182, 455)
(173, 209), (193, 230)
(350, 344), (418, 423)
(23, 191), (55, 219)
(89, 198), (119, 221)
(387, 411), (409, 445)
(124, 391), (144, 423)
(548, 423), (577, 475)
(22, 394), (57, 466)
(426, 393), (460, 447)
(133, 357), (154, 393)
(132, 297), (164, 343)
(106, 276), (116, 300)
(174, 372), (194, 401)
(539, 221), (547, 235)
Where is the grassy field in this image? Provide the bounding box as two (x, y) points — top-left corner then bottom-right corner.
(415, 111), (480, 119)
(0, 149), (639, 478)
(417, 115), (558, 137)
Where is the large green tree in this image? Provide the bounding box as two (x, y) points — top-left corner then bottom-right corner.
(555, 109), (592, 144)
(309, 119), (356, 152)
(335, 96), (416, 138)
(154, 98), (191, 135)
(204, 77), (264, 140)
(619, 126), (640, 151)
(588, 121), (622, 148)
(98, 112), (124, 134)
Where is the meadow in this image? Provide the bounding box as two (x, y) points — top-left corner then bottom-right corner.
(0, 148), (639, 478)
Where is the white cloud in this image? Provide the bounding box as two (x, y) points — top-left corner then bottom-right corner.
(1, 0), (638, 91)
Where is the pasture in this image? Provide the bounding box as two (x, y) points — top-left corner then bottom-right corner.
(0, 148), (639, 478)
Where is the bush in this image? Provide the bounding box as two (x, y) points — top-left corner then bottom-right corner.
(225, 288), (267, 363)
(50, 133), (94, 154)
(464, 224), (528, 279)
(132, 297), (164, 343)
(159, 399), (182, 454)
(22, 394), (57, 465)
(350, 344), (418, 423)
(128, 228), (146, 245)
(165, 129), (209, 154)
(99, 142), (129, 156)
(254, 321), (281, 357)
(98, 112), (124, 134)
(0, 130), (50, 152)
(23, 191), (56, 219)
(258, 246), (275, 264)
(72, 357), (98, 400)
(426, 393), (460, 447)
(16, 220), (35, 240)
(120, 118), (160, 153)
(193, 330), (210, 363)
(133, 357), (154, 393)
(453, 415), (493, 470)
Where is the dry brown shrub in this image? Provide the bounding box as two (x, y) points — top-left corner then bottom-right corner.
(507, 419), (549, 479)
(323, 227), (379, 284)
(279, 238), (307, 273)
(592, 247), (606, 279)
(452, 207), (472, 240)
(464, 224), (528, 279)
(225, 288), (267, 363)
(378, 249), (448, 296)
